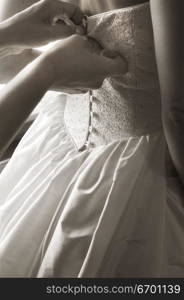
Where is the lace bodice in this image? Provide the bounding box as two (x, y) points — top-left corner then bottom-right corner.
(64, 2), (162, 150)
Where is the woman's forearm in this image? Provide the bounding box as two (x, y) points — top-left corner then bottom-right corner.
(0, 21), (16, 57)
(0, 49), (41, 83)
(0, 55), (55, 158)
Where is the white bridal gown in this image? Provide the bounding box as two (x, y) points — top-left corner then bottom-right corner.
(0, 2), (184, 278)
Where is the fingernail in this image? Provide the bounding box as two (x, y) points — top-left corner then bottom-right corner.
(101, 50), (118, 59)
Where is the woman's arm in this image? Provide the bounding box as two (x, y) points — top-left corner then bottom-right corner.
(0, 0), (42, 82)
(0, 34), (127, 158)
(0, 0), (84, 84)
(0, 55), (54, 158)
(150, 0), (184, 182)
(0, 49), (41, 83)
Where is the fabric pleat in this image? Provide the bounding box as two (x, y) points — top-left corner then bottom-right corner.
(0, 95), (179, 278)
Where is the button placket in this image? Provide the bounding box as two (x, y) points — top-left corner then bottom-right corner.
(79, 90), (95, 151)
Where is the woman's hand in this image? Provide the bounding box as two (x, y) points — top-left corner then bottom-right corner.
(0, 0), (84, 55)
(0, 33), (127, 156)
(44, 34), (128, 91)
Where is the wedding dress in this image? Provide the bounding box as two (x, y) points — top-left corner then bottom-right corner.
(0, 2), (183, 278)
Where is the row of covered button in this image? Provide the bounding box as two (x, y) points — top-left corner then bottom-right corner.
(79, 90), (97, 151)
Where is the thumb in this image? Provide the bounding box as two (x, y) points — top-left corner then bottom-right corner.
(101, 54), (128, 76)
(50, 1), (84, 25)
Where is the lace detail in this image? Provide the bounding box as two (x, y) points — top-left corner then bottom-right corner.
(64, 2), (162, 149)
(64, 92), (90, 149)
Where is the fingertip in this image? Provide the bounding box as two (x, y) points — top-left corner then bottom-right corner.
(103, 54), (128, 76)
(101, 49), (118, 59)
(75, 25), (86, 35)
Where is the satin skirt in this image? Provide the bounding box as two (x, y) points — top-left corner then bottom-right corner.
(0, 95), (183, 278)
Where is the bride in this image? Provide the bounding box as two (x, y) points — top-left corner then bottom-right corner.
(0, 0), (184, 277)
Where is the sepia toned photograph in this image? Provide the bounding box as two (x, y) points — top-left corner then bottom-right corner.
(0, 0), (184, 293)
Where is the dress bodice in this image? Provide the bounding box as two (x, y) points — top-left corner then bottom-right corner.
(64, 2), (162, 150)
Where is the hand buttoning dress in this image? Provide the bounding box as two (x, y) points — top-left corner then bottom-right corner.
(0, 2), (184, 278)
